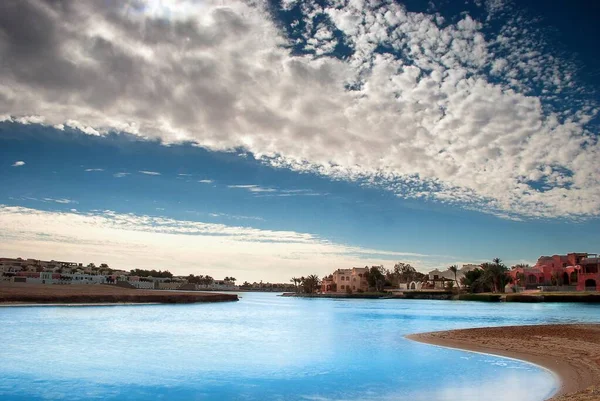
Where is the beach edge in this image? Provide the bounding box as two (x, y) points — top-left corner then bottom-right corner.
(406, 324), (600, 401)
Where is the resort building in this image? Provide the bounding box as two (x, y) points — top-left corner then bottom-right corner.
(426, 264), (480, 289)
(509, 253), (600, 291)
(321, 267), (369, 293)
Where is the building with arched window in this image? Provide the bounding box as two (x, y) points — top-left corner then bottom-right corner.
(321, 267), (369, 293)
(509, 253), (599, 291)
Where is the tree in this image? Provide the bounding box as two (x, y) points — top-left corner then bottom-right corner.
(461, 269), (487, 293)
(394, 262), (417, 284)
(449, 265), (460, 291)
(366, 265), (386, 292)
(516, 272), (526, 287)
(290, 277), (301, 293)
(480, 258), (511, 293)
(301, 275), (320, 294)
(513, 263), (531, 269)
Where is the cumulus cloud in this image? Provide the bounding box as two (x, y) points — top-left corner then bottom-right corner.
(0, 0), (598, 219)
(11, 161), (25, 167)
(0, 205), (435, 282)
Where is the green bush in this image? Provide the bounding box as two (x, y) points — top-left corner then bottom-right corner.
(458, 294), (502, 302)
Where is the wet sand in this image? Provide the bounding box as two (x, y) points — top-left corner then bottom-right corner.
(0, 283), (238, 304)
(407, 324), (600, 401)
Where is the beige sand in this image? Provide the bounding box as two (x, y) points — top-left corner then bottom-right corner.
(407, 324), (600, 401)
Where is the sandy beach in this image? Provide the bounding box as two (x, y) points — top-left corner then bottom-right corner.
(407, 324), (600, 401)
(0, 283), (238, 304)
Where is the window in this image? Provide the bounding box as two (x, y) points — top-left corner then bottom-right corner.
(341, 285), (345, 289)
(346, 276), (349, 281)
(353, 277), (356, 282)
(341, 276), (344, 281)
(353, 286), (356, 290)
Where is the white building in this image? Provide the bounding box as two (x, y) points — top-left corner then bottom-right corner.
(428, 264), (480, 288)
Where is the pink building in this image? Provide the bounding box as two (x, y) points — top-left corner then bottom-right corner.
(509, 253), (600, 291)
(321, 267), (369, 294)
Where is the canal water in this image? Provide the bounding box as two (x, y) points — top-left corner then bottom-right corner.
(2, 293), (600, 400)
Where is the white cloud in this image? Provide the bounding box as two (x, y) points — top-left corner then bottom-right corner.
(42, 198), (77, 204)
(198, 179), (214, 184)
(0, 205), (437, 282)
(138, 170), (161, 176)
(208, 212), (265, 221)
(113, 172), (130, 178)
(228, 184), (277, 193)
(84, 168), (104, 172)
(11, 161), (25, 167)
(228, 185), (322, 197)
(0, 0), (598, 219)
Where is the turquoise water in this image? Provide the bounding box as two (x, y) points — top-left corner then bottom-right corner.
(1, 293), (600, 401)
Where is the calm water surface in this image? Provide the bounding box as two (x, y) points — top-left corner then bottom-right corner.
(2, 293), (600, 401)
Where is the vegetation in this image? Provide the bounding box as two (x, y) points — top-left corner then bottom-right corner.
(458, 293), (502, 302)
(290, 277), (301, 293)
(365, 265), (386, 292)
(460, 258), (511, 293)
(389, 262), (426, 286)
(301, 275), (320, 294)
(130, 269), (173, 278)
(186, 274), (214, 285)
(448, 264), (459, 290)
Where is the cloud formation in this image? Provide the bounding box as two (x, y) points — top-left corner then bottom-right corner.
(1, 0), (598, 219)
(11, 161), (25, 167)
(138, 170), (161, 176)
(0, 205), (433, 282)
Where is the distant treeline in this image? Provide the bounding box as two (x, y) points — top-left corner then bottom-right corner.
(129, 269), (173, 278)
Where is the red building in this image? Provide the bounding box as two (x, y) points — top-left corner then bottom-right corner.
(510, 253), (599, 291)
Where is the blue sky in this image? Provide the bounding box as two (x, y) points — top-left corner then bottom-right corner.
(0, 0), (599, 282)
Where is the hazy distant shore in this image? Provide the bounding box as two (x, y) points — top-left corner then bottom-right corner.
(407, 324), (600, 401)
(0, 284), (238, 304)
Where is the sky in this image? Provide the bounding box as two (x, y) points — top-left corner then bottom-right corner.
(0, 0), (599, 283)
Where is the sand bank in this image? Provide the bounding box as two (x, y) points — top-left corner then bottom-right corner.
(407, 324), (600, 401)
(0, 283), (238, 304)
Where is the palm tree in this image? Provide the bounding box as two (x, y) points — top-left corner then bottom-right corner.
(301, 275), (320, 294)
(290, 277), (300, 293)
(480, 258), (511, 293)
(449, 265), (460, 291)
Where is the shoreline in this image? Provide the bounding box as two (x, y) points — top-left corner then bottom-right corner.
(406, 324), (600, 401)
(0, 284), (238, 304)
